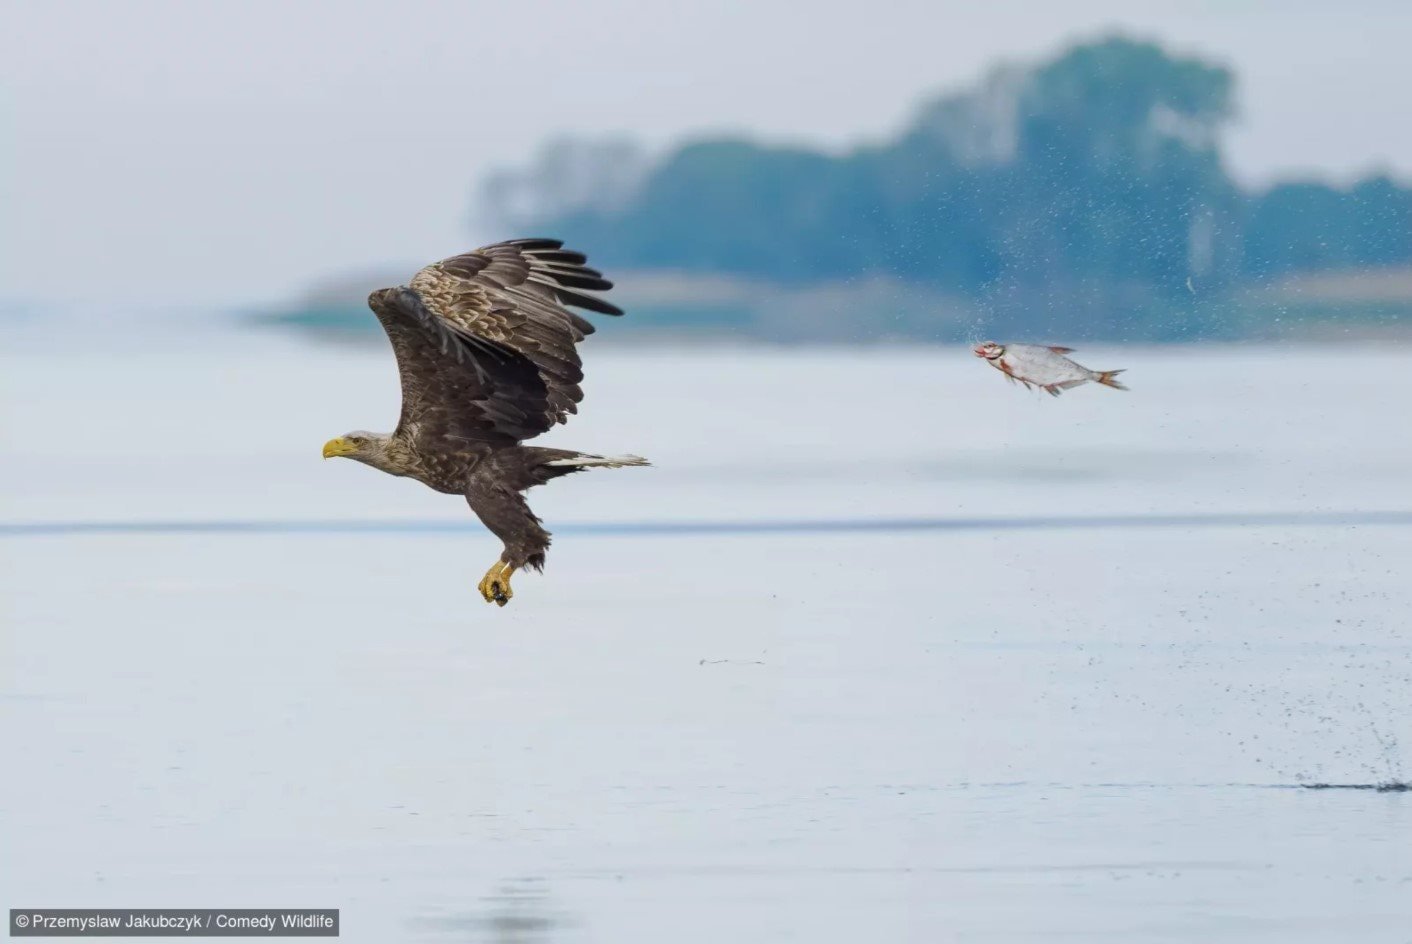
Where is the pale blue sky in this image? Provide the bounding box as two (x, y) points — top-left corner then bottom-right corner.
(2, 0), (1408, 306)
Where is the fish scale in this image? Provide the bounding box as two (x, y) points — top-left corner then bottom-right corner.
(974, 341), (1128, 395)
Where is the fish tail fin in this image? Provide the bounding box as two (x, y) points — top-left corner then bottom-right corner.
(1095, 369), (1128, 391)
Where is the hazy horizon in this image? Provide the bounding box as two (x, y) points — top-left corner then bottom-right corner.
(3, 0), (1411, 309)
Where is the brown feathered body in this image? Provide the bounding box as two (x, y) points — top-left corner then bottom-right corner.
(336, 239), (647, 575)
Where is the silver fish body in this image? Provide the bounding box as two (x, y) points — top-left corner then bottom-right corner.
(973, 342), (1127, 396)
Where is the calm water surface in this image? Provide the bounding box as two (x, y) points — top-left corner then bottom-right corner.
(2, 326), (1409, 941)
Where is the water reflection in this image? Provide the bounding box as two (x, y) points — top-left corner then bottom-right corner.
(416, 878), (569, 943)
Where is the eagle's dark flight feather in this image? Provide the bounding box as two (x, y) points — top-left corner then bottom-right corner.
(367, 239), (622, 449)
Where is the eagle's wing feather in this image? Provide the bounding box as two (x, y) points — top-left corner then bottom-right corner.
(367, 239), (621, 448)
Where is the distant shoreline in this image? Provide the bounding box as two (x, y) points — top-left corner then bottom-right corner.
(250, 264), (1412, 345)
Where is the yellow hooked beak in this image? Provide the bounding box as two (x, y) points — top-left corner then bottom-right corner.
(322, 437), (357, 459)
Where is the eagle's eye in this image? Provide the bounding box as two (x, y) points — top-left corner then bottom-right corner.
(348, 435), (365, 446)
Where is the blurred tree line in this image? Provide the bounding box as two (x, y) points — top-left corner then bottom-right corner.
(481, 37), (1412, 339)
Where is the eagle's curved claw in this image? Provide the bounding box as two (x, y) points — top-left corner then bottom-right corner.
(477, 561), (515, 606)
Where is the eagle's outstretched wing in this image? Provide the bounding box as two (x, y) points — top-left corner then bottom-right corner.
(367, 238), (623, 447)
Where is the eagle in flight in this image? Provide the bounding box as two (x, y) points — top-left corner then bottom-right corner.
(322, 239), (648, 606)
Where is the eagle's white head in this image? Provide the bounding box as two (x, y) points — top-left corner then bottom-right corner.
(322, 430), (395, 470)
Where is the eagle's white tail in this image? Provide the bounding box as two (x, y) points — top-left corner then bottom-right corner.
(545, 454), (651, 469)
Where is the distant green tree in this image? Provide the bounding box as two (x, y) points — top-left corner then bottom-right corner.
(1245, 183), (1358, 275)
(1350, 176), (1412, 267)
(1245, 175), (1412, 276)
(562, 140), (856, 279)
(482, 35), (1412, 338)
(1002, 38), (1239, 292)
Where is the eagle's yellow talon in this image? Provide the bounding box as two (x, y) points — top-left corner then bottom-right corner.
(477, 561), (515, 606)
